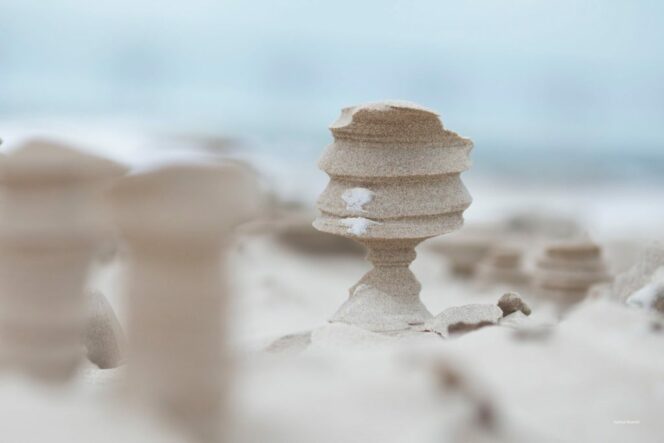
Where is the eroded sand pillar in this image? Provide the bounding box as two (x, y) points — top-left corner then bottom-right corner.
(0, 139), (125, 383)
(314, 101), (473, 332)
(476, 246), (529, 288)
(108, 163), (256, 443)
(534, 240), (610, 310)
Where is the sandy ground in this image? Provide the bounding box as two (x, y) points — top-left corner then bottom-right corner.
(0, 125), (663, 442)
(80, 226), (664, 442)
(217, 232), (664, 443)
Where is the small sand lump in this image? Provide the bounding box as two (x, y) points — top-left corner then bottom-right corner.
(497, 292), (531, 317)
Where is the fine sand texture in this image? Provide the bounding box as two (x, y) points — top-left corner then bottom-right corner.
(314, 101), (473, 332)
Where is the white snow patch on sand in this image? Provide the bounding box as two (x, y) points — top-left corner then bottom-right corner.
(626, 267), (664, 310)
(341, 187), (374, 212)
(340, 217), (379, 236)
(627, 282), (664, 309)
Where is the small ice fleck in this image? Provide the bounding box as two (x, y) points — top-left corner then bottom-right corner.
(341, 187), (374, 212)
(339, 217), (380, 236)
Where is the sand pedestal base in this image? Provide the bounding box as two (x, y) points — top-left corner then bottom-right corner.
(330, 239), (432, 332)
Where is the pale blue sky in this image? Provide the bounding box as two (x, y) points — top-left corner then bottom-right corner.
(1, 0), (663, 178)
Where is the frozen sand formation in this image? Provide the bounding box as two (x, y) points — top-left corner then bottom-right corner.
(476, 245), (529, 288)
(600, 243), (664, 304)
(428, 228), (495, 277)
(0, 137), (258, 442)
(534, 240), (610, 309)
(314, 101), (473, 332)
(2, 114), (664, 443)
(108, 163), (258, 443)
(596, 243), (664, 313)
(0, 140), (125, 383)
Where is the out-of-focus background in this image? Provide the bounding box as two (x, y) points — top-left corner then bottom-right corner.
(2, 3), (664, 443)
(2, 0), (663, 195)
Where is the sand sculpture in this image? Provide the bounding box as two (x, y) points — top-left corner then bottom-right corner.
(314, 101), (473, 332)
(476, 246), (529, 288)
(598, 243), (664, 303)
(429, 227), (495, 277)
(534, 240), (609, 309)
(626, 268), (664, 314)
(0, 140), (125, 383)
(108, 163), (257, 443)
(436, 239), (492, 277)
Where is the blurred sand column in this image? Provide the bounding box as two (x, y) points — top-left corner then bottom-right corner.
(476, 246), (530, 289)
(108, 163), (256, 443)
(0, 140), (125, 383)
(314, 101), (473, 332)
(534, 240), (610, 311)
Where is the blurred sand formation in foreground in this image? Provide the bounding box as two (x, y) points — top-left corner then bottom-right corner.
(0, 120), (661, 443)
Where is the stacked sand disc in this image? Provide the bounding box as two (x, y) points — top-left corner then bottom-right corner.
(0, 140), (125, 383)
(434, 238), (493, 277)
(534, 240), (610, 308)
(429, 226), (495, 277)
(476, 246), (529, 287)
(314, 101), (473, 332)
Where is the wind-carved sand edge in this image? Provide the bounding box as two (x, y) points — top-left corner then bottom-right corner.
(313, 101), (473, 332)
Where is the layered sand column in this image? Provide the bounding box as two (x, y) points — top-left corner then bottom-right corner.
(107, 163), (257, 443)
(534, 241), (610, 309)
(0, 140), (125, 383)
(476, 246), (529, 288)
(314, 101), (473, 332)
